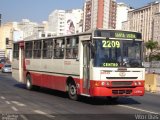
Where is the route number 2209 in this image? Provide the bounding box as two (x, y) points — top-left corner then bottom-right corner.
(102, 40), (120, 48)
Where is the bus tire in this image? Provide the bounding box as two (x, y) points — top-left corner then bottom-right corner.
(26, 74), (33, 90)
(68, 82), (78, 100)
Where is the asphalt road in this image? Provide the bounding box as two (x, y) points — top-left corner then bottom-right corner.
(0, 72), (160, 120)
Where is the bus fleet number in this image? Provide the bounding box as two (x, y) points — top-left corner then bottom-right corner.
(102, 40), (120, 48)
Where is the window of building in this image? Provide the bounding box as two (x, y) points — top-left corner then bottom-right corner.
(25, 41), (33, 58)
(43, 39), (53, 59)
(13, 43), (19, 59)
(54, 38), (65, 59)
(65, 37), (79, 59)
(33, 40), (41, 58)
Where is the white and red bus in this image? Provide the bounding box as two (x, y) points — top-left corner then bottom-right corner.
(12, 29), (145, 100)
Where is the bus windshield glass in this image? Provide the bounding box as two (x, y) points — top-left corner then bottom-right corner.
(93, 39), (143, 67)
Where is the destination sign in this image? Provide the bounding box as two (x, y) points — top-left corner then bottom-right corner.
(94, 30), (142, 39)
(115, 32), (136, 39)
(102, 63), (119, 67)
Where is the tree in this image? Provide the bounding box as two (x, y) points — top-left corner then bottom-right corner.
(145, 40), (159, 73)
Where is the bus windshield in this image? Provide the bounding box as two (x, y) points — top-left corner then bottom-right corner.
(93, 39), (143, 68)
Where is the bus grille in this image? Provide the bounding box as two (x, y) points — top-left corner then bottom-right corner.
(112, 81), (132, 87)
(112, 90), (132, 95)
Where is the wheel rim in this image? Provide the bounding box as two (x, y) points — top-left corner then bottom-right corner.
(69, 85), (76, 96)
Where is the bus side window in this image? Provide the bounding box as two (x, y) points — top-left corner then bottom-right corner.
(65, 37), (79, 59)
(73, 37), (79, 59)
(33, 40), (42, 58)
(13, 43), (19, 59)
(54, 39), (64, 59)
(43, 39), (53, 59)
(25, 41), (33, 58)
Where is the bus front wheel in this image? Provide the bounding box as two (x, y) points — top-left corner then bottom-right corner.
(26, 74), (33, 90)
(68, 82), (78, 100)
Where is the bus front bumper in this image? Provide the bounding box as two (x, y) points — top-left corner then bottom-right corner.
(89, 87), (145, 97)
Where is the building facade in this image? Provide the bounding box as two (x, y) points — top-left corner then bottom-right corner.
(48, 10), (66, 36)
(126, 1), (160, 42)
(48, 9), (83, 36)
(18, 19), (38, 39)
(65, 9), (83, 35)
(0, 22), (17, 60)
(83, 0), (117, 32)
(153, 12), (160, 43)
(116, 3), (133, 30)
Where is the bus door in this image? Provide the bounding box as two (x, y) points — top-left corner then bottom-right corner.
(82, 41), (90, 95)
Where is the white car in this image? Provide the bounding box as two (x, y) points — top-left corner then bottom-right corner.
(2, 64), (12, 73)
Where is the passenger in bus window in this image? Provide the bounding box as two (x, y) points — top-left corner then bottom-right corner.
(73, 49), (78, 58)
(60, 49), (64, 58)
(55, 43), (59, 48)
(66, 50), (72, 58)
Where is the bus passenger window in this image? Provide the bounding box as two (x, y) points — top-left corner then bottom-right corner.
(54, 39), (64, 59)
(65, 37), (79, 59)
(66, 49), (72, 58)
(33, 40), (41, 58)
(73, 48), (78, 58)
(42, 39), (53, 59)
(13, 44), (19, 59)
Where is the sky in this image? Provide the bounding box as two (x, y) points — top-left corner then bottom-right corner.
(0, 0), (158, 24)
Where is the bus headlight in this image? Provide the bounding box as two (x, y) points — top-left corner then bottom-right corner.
(138, 81), (142, 86)
(134, 81), (142, 86)
(134, 82), (138, 86)
(101, 82), (105, 86)
(106, 81), (110, 86)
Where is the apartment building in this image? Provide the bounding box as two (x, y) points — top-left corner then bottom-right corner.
(18, 19), (38, 39)
(126, 1), (160, 42)
(116, 3), (133, 30)
(0, 22), (17, 60)
(153, 12), (160, 43)
(83, 0), (117, 32)
(48, 9), (83, 36)
(48, 10), (65, 36)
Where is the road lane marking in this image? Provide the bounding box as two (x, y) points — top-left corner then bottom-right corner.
(20, 115), (29, 120)
(118, 105), (160, 114)
(34, 110), (47, 114)
(5, 101), (11, 104)
(11, 106), (18, 111)
(1, 96), (6, 100)
(34, 110), (55, 118)
(11, 101), (26, 107)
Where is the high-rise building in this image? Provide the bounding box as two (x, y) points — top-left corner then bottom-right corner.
(65, 9), (83, 35)
(126, 1), (160, 42)
(153, 12), (160, 43)
(83, 0), (117, 32)
(18, 19), (38, 39)
(116, 3), (133, 30)
(48, 10), (66, 36)
(48, 9), (83, 36)
(109, 0), (117, 29)
(0, 22), (18, 61)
